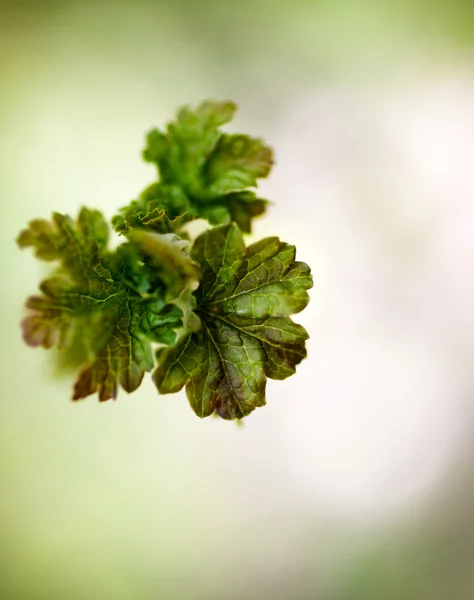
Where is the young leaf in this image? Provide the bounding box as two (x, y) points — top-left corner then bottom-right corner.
(153, 224), (312, 420)
(18, 99), (313, 421)
(113, 100), (273, 235)
(112, 184), (196, 235)
(143, 100), (237, 193)
(203, 133), (273, 197)
(198, 191), (268, 234)
(17, 209), (197, 401)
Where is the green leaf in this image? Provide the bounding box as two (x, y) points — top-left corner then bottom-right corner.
(72, 299), (154, 401)
(143, 100), (237, 195)
(112, 184), (195, 236)
(127, 229), (199, 302)
(18, 208), (194, 401)
(17, 99), (313, 421)
(17, 208), (110, 270)
(199, 191), (268, 233)
(203, 133), (273, 197)
(117, 100), (273, 235)
(153, 224), (312, 420)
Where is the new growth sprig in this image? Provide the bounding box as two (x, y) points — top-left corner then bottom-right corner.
(17, 100), (313, 420)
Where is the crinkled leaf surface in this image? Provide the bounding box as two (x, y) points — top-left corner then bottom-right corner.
(153, 224), (312, 420)
(17, 99), (314, 421)
(112, 184), (196, 236)
(17, 208), (197, 401)
(113, 100), (273, 235)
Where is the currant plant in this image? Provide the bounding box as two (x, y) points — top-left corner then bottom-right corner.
(17, 100), (312, 420)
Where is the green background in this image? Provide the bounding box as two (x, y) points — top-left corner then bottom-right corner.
(2, 1), (474, 598)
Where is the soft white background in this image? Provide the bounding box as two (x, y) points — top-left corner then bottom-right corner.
(2, 2), (474, 598)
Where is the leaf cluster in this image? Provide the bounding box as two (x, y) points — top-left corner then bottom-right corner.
(17, 100), (312, 420)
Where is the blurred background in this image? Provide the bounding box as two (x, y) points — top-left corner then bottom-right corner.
(2, 0), (474, 598)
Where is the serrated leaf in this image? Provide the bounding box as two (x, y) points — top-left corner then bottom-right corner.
(17, 208), (109, 268)
(203, 133), (273, 197)
(72, 300), (153, 401)
(112, 184), (195, 236)
(153, 224), (312, 420)
(18, 208), (193, 401)
(143, 100), (237, 195)
(116, 100), (273, 235)
(199, 191), (268, 233)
